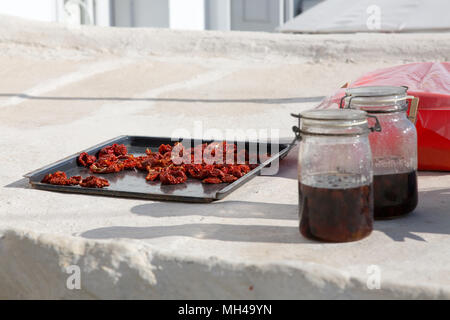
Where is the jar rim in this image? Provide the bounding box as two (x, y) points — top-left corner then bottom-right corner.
(292, 109), (373, 136)
(345, 85), (407, 98)
(342, 86), (409, 112)
(300, 109), (368, 121)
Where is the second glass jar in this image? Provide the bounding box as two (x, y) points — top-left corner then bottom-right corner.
(341, 86), (419, 219)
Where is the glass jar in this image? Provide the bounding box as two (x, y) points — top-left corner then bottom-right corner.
(341, 86), (419, 219)
(291, 109), (381, 242)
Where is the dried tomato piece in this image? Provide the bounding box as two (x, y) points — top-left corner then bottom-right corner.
(230, 164), (251, 178)
(209, 168), (225, 179)
(160, 167), (187, 185)
(158, 144), (172, 155)
(240, 164), (251, 174)
(90, 153), (124, 174)
(98, 146), (115, 158)
(78, 152), (96, 167)
(41, 171), (81, 186)
(187, 164), (208, 179)
(80, 176), (109, 188)
(121, 155), (138, 169)
(145, 167), (163, 181)
(90, 163), (124, 174)
(68, 175), (82, 185)
(146, 171), (160, 181)
(222, 174), (238, 183)
(97, 154), (118, 163)
(98, 143), (127, 158)
(90, 158), (124, 174)
(113, 144), (128, 156)
(202, 177), (222, 184)
(41, 171), (67, 184)
(138, 153), (168, 169)
(134, 156), (150, 171)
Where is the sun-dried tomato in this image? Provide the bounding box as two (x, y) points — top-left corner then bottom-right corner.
(90, 158), (124, 173)
(98, 143), (127, 158)
(209, 168), (225, 179)
(99, 154), (118, 162)
(160, 167), (187, 185)
(68, 175), (82, 185)
(41, 171), (81, 186)
(41, 171), (65, 183)
(158, 144), (172, 155)
(89, 153), (125, 174)
(229, 164), (251, 178)
(202, 177), (222, 184)
(90, 163), (124, 174)
(80, 176), (109, 188)
(133, 156), (150, 171)
(41, 171), (108, 188)
(121, 155), (138, 169)
(145, 171), (160, 181)
(187, 165), (208, 179)
(78, 152), (96, 167)
(145, 167), (163, 181)
(222, 174), (238, 183)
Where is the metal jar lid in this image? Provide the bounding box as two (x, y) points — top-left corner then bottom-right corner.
(340, 85), (419, 124)
(291, 109), (381, 138)
(341, 85), (408, 110)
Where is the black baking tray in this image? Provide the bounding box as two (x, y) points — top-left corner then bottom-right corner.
(24, 135), (293, 203)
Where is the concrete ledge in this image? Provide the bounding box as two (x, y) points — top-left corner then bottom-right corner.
(1, 14), (450, 62)
(1, 229), (447, 299)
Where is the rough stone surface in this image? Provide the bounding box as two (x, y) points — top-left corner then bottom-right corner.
(0, 15), (449, 299)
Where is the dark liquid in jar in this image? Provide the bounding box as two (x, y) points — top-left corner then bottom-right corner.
(299, 174), (373, 242)
(373, 171), (418, 219)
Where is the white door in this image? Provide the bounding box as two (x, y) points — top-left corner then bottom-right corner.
(230, 0), (284, 32)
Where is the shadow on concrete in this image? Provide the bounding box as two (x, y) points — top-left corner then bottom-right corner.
(81, 187), (450, 243)
(81, 223), (308, 244)
(81, 200), (309, 243)
(0, 93), (325, 105)
(374, 188), (450, 241)
(131, 200), (297, 220)
(4, 177), (31, 189)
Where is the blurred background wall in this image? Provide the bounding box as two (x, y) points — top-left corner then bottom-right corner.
(0, 0), (324, 31)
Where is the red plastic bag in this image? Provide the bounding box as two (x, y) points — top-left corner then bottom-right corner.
(318, 62), (450, 171)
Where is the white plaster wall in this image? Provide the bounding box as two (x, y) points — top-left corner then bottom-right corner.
(0, 0), (57, 22)
(169, 0), (205, 30)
